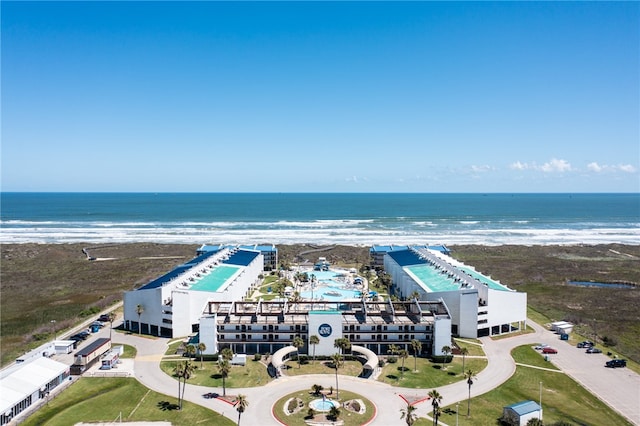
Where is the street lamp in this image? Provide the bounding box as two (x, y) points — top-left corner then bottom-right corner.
(539, 381), (543, 420)
(50, 320), (56, 341)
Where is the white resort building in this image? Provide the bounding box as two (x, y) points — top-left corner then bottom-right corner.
(123, 246), (265, 338)
(381, 246), (527, 338)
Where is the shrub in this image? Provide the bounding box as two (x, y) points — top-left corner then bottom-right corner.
(388, 356), (398, 363)
(287, 398), (298, 413)
(378, 359), (385, 367)
(253, 353), (262, 361)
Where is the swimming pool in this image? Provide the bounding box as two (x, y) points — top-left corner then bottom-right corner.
(299, 269), (363, 301)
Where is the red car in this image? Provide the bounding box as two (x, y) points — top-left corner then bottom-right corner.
(542, 347), (558, 354)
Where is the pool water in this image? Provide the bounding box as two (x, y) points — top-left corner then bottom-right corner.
(310, 398), (339, 412)
(300, 269), (362, 301)
(567, 281), (635, 289)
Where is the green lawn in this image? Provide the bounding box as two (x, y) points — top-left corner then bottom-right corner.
(22, 377), (234, 426)
(160, 357), (273, 388)
(273, 389), (375, 426)
(437, 345), (632, 426)
(378, 356), (488, 388)
(453, 338), (486, 356)
(512, 345), (560, 370)
(283, 358), (365, 377)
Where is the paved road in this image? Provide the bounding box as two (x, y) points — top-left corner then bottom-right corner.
(108, 318), (639, 426)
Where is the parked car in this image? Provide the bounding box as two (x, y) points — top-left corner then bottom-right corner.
(99, 314), (112, 322)
(605, 359), (627, 368)
(70, 333), (88, 341)
(91, 321), (105, 328)
(542, 347), (558, 354)
(534, 344), (549, 350)
(577, 341), (594, 348)
(586, 347), (602, 354)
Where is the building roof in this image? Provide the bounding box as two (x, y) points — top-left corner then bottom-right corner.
(0, 357), (69, 415)
(386, 249), (427, 267)
(505, 400), (542, 416)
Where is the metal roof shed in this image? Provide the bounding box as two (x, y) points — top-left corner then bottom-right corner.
(502, 400), (542, 426)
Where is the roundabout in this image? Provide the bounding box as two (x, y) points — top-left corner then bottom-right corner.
(273, 388), (375, 426)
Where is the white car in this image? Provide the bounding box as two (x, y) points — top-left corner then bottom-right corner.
(534, 344), (549, 350)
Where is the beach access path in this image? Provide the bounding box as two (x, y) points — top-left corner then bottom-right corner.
(111, 319), (640, 426)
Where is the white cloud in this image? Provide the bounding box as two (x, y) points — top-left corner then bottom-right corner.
(618, 164), (637, 173)
(540, 158), (572, 173)
(471, 165), (493, 173)
(509, 158), (572, 173)
(587, 162), (603, 172)
(509, 161), (529, 171)
(587, 162), (637, 173)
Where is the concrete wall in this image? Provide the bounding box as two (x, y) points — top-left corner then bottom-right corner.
(308, 312), (343, 356)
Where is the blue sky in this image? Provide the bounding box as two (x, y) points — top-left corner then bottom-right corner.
(2, 1), (638, 193)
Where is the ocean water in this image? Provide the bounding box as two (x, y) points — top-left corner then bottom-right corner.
(1, 193), (638, 245)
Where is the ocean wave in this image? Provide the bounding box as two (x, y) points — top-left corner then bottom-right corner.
(1, 225), (638, 246)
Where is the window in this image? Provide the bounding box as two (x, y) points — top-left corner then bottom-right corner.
(236, 325), (240, 330)
(263, 325), (267, 331)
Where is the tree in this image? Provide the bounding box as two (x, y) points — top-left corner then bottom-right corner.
(465, 369), (477, 418)
(388, 344), (400, 357)
(292, 336), (305, 368)
(410, 339), (422, 372)
(197, 342), (207, 368)
(221, 347), (234, 362)
(459, 347), (469, 373)
(526, 419), (544, 426)
(400, 401), (418, 426)
(311, 384), (323, 396)
(441, 345), (451, 370)
(172, 362), (185, 409)
(328, 405), (341, 421)
(309, 335), (320, 363)
(218, 359), (231, 397)
(334, 337), (351, 363)
(180, 360), (195, 409)
(331, 352), (343, 400)
(185, 344), (196, 359)
(235, 394), (249, 426)
(409, 290), (421, 301)
(398, 348), (409, 378)
(136, 304), (144, 335)
(428, 389), (443, 426)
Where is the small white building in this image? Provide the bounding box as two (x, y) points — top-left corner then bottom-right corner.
(0, 357), (70, 425)
(502, 400), (542, 426)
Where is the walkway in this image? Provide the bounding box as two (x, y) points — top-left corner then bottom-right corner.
(111, 319), (640, 426)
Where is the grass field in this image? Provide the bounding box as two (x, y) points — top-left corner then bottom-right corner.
(159, 357), (273, 389)
(21, 377), (234, 426)
(377, 356), (488, 388)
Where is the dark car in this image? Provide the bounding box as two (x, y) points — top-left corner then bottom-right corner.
(605, 359), (626, 368)
(577, 341), (594, 348)
(99, 314), (112, 322)
(586, 347), (602, 354)
(542, 347), (558, 354)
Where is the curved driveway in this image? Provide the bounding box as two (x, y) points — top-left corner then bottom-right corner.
(113, 319), (639, 425)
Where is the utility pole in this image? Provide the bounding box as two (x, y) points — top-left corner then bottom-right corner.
(456, 402), (460, 426)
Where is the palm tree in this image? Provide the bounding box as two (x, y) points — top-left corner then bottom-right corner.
(221, 347), (234, 362)
(185, 344), (196, 359)
(218, 359), (231, 396)
(172, 362), (185, 409)
(180, 360), (195, 409)
(135, 304), (144, 335)
(197, 342), (207, 368)
(410, 339), (422, 372)
(441, 345), (451, 370)
(292, 336), (305, 368)
(428, 389), (443, 426)
(309, 335), (320, 363)
(398, 348), (409, 378)
(311, 384), (323, 396)
(235, 394), (249, 426)
(334, 337), (351, 363)
(465, 369), (476, 418)
(400, 401), (418, 426)
(388, 343), (400, 359)
(328, 405), (341, 422)
(459, 347), (469, 373)
(331, 352), (343, 400)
